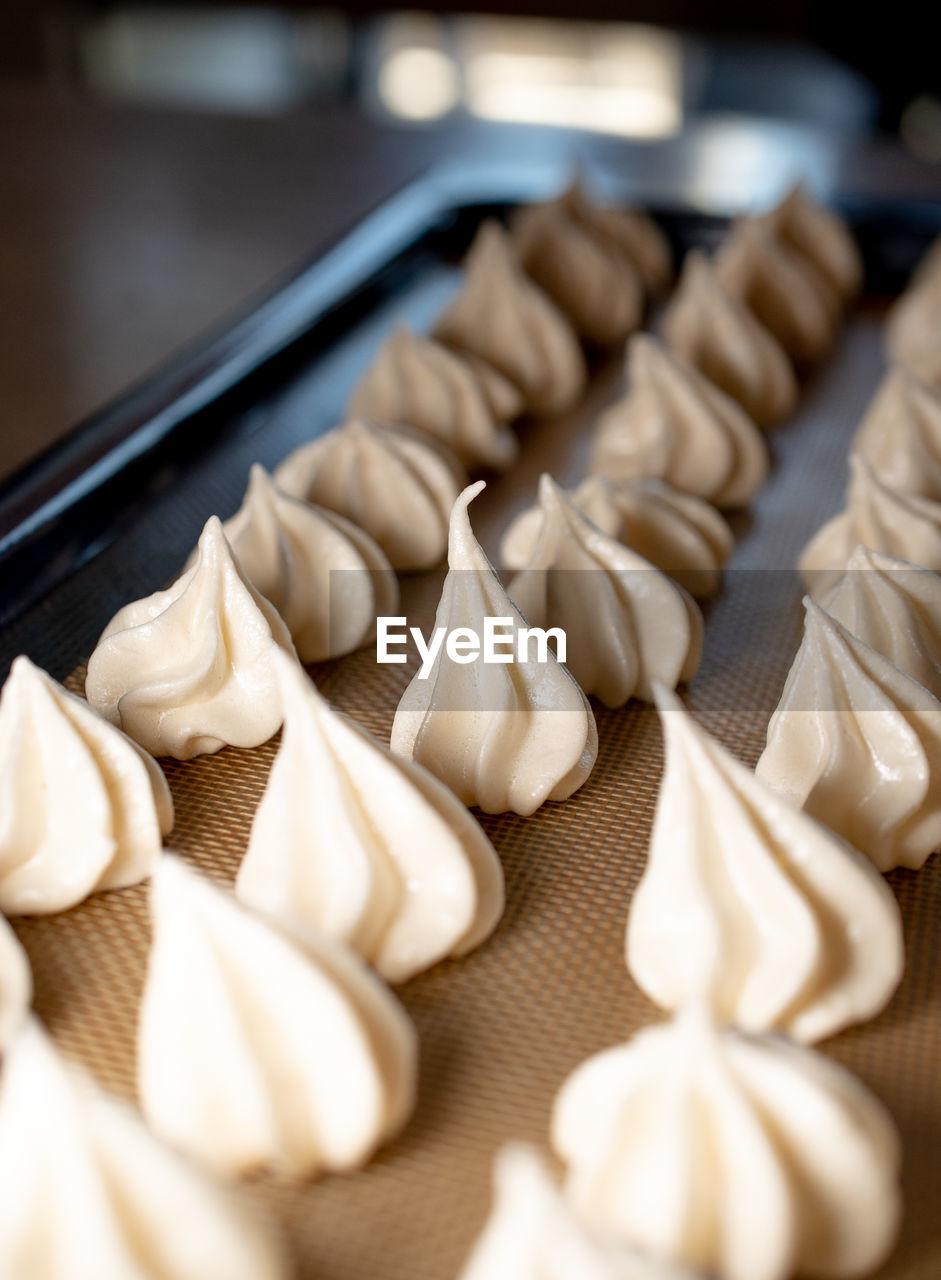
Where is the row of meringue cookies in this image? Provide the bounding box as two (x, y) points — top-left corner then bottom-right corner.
(448, 195), (907, 1280)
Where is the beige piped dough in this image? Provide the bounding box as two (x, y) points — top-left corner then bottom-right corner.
(886, 247), (941, 385)
(798, 452), (941, 597)
(85, 517), (295, 760)
(0, 914), (30, 1050)
(627, 686), (903, 1042)
(433, 220), (587, 416)
(1, 656), (173, 913)
(274, 419), (464, 570)
(759, 183), (862, 303)
(851, 366), (941, 499)
(551, 1007), (901, 1280)
(756, 596), (941, 871)
(237, 651), (504, 984)
(390, 481), (597, 815)
(348, 326), (520, 469)
(138, 856), (418, 1178)
(662, 251), (797, 427)
(590, 336), (768, 508)
(506, 476), (702, 708)
(501, 473), (733, 598)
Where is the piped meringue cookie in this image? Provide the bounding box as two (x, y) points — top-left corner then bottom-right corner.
(760, 183), (863, 305)
(506, 476), (702, 709)
(715, 218), (839, 366)
(0, 1017), (290, 1280)
(661, 251), (797, 428)
(0, 656), (173, 914)
(756, 596), (941, 871)
(589, 336), (769, 509)
(551, 1007), (901, 1280)
(237, 651), (504, 984)
(85, 518), (295, 761)
(390, 481), (597, 816)
(851, 366), (941, 498)
(347, 326), (521, 469)
(627, 686), (903, 1043)
(821, 544), (941, 696)
(0, 914), (30, 1050)
(798, 453), (941, 597)
(886, 273), (941, 386)
(511, 183), (645, 346)
(502, 474), (732, 598)
(206, 463), (398, 663)
(138, 855), (418, 1178)
(589, 201), (673, 298)
(458, 1143), (697, 1280)
(274, 419), (464, 570)
(433, 219), (587, 416)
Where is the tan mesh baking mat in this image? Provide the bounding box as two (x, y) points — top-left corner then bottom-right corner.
(7, 310), (941, 1280)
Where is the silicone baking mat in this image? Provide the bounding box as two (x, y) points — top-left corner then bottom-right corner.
(7, 301), (941, 1280)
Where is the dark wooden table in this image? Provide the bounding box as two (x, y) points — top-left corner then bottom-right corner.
(1, 77), (939, 484)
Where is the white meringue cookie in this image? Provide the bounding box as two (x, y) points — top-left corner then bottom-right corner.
(511, 183), (645, 346)
(348, 326), (520, 469)
(0, 656), (173, 914)
(458, 1143), (697, 1280)
(662, 251), (797, 428)
(590, 336), (769, 508)
(390, 481), (597, 816)
(851, 366), (941, 498)
(0, 914), (30, 1050)
(756, 596), (941, 871)
(237, 651), (504, 983)
(760, 184), (863, 304)
(627, 686), (903, 1043)
(552, 1007), (901, 1280)
(0, 1017), (290, 1280)
(433, 220), (587, 416)
(86, 518), (295, 760)
(208, 464), (397, 663)
(274, 419), (464, 571)
(798, 453), (941, 597)
(821, 544), (941, 696)
(138, 856), (418, 1178)
(502, 474), (733, 598)
(715, 218), (839, 366)
(506, 476), (702, 708)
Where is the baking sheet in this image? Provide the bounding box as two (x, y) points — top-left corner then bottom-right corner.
(7, 302), (941, 1278)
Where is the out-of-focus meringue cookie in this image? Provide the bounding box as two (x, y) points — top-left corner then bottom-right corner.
(458, 1143), (697, 1280)
(85, 518), (295, 761)
(205, 464), (397, 663)
(348, 327), (520, 469)
(138, 856), (417, 1178)
(0, 914), (30, 1050)
(852, 366), (941, 498)
(590, 336), (769, 508)
(661, 251), (797, 428)
(551, 1007), (901, 1280)
(627, 686), (903, 1043)
(760, 184), (863, 304)
(502, 474), (732, 598)
(274, 419), (464, 570)
(798, 453), (941, 597)
(886, 272), (941, 385)
(506, 476), (702, 708)
(433, 219), (587, 416)
(511, 184), (645, 346)
(0, 656), (173, 914)
(821, 544), (941, 696)
(390, 481), (597, 816)
(715, 219), (839, 366)
(0, 1017), (290, 1280)
(237, 651), (504, 984)
(589, 202), (673, 298)
(756, 596), (941, 871)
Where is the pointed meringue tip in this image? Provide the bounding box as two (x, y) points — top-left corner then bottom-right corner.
(271, 646), (314, 703)
(8, 653), (36, 680)
(651, 680), (683, 717)
(537, 473), (564, 507)
(448, 480), (488, 567)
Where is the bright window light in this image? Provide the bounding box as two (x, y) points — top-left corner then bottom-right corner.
(378, 46), (460, 120)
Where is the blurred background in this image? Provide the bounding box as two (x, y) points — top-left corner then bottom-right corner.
(0, 2), (938, 483)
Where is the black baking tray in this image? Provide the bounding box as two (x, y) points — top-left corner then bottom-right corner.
(1, 158), (940, 677)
